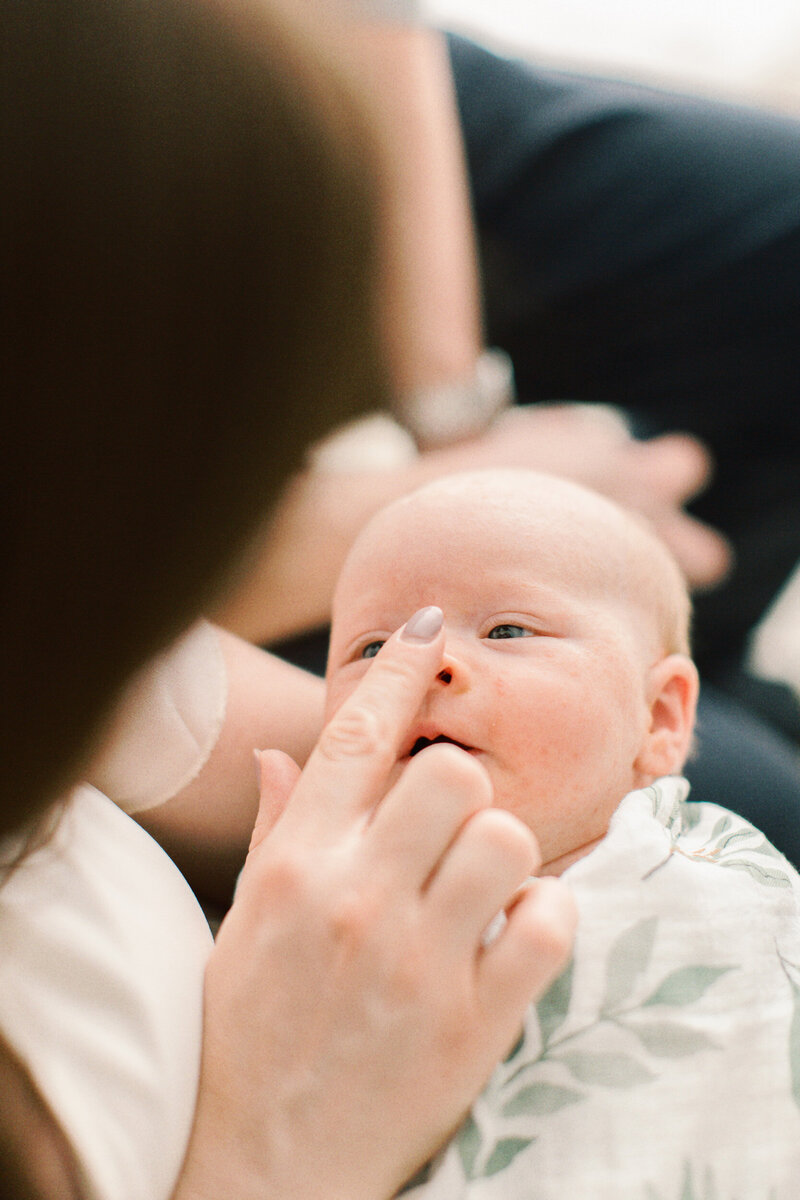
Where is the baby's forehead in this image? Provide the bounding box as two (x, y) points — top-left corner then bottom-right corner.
(368, 471), (625, 554)
(339, 472), (635, 602)
(335, 470), (687, 644)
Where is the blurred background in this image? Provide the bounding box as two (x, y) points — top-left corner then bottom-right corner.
(424, 0), (800, 112)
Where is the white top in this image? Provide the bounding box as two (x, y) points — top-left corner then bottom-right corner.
(0, 624), (224, 1199)
(0, 788), (213, 1200)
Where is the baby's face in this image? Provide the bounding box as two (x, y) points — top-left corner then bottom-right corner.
(327, 474), (672, 873)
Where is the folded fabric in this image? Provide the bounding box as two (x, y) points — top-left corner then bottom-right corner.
(407, 777), (800, 1199)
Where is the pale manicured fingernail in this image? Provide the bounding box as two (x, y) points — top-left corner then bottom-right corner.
(400, 606), (443, 643)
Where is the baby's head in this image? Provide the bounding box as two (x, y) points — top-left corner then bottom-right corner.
(327, 470), (698, 874)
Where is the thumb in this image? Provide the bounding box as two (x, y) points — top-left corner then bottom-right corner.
(249, 748), (302, 854)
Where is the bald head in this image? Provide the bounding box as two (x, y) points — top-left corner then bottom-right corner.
(334, 469), (691, 659)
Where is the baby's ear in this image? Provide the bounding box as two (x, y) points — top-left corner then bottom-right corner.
(634, 655), (699, 784)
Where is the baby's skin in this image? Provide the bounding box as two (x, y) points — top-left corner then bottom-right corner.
(326, 469), (698, 875)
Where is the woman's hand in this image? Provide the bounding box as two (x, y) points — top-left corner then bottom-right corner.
(442, 404), (732, 592)
(173, 607), (575, 1200)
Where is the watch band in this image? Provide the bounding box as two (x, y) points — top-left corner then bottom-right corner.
(397, 348), (515, 448)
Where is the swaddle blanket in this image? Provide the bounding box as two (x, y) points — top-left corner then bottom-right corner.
(406, 777), (800, 1200)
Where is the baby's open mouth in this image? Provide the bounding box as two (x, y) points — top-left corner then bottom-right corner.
(409, 734), (475, 757)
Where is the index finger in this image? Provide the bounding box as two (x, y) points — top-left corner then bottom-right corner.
(280, 606), (445, 835)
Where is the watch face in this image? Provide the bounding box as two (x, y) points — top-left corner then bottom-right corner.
(400, 349), (514, 446)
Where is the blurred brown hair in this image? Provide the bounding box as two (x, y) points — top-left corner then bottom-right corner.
(0, 0), (384, 839)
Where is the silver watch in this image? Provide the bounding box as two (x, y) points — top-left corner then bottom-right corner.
(397, 348), (515, 448)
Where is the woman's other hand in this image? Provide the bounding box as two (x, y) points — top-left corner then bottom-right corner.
(174, 607), (575, 1200)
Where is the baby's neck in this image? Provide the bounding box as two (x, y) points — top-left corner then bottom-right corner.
(540, 833), (606, 877)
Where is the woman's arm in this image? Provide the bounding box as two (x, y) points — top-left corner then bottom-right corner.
(337, 20), (484, 402)
(299, 3), (483, 406)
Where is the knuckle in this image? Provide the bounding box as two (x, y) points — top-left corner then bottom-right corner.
(317, 703), (391, 762)
(327, 884), (380, 949)
(518, 880), (577, 967)
(369, 651), (425, 690)
(247, 845), (311, 909)
(469, 806), (538, 864)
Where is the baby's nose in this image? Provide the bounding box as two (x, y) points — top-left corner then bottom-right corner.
(433, 645), (470, 692)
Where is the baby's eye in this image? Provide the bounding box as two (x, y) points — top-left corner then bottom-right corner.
(360, 639), (386, 660)
(486, 624), (532, 640)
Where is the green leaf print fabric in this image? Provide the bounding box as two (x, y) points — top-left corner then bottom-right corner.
(403, 778), (800, 1199)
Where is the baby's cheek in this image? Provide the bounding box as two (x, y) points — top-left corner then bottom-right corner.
(492, 671), (510, 699)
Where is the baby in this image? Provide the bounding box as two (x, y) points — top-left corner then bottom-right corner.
(326, 470), (800, 1199)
